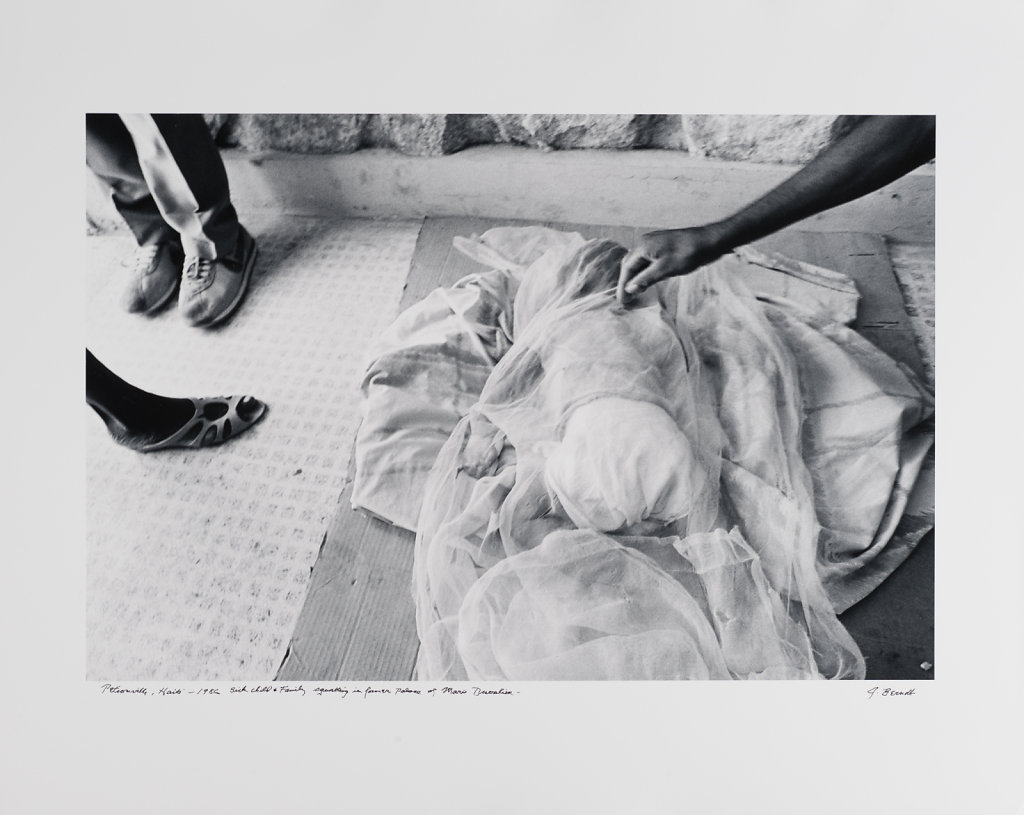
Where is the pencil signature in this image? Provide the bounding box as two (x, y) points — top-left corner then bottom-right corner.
(866, 686), (917, 699)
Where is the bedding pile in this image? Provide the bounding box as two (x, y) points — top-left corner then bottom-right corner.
(352, 227), (934, 681)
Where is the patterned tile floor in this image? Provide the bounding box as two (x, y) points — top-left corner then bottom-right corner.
(85, 216), (419, 680)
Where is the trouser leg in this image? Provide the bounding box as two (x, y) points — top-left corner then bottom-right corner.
(118, 114), (241, 261)
(86, 113), (179, 248)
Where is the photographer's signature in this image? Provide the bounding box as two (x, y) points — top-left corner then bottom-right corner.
(866, 686), (916, 699)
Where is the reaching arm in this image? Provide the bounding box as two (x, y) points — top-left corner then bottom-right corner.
(616, 115), (936, 304)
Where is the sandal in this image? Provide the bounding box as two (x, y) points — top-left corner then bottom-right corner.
(91, 395), (267, 452)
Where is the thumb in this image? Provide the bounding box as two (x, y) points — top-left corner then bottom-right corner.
(617, 251), (651, 305)
(623, 257), (669, 297)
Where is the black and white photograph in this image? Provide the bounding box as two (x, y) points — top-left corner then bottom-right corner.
(83, 113), (936, 684)
(4, 3), (1023, 813)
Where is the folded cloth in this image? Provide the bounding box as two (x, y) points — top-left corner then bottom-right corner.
(351, 267), (519, 531)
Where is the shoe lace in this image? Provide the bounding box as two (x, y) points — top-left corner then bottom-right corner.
(130, 245), (160, 273)
(185, 257), (213, 282)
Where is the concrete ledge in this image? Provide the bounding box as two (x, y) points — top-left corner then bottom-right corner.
(88, 144), (935, 243)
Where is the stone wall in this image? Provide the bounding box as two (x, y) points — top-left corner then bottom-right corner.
(207, 114), (859, 164)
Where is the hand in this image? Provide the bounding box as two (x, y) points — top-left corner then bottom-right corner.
(616, 227), (723, 306)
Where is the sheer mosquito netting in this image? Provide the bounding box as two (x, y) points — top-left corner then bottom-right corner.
(354, 227), (934, 681)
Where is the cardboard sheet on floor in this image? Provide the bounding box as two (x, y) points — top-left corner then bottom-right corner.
(277, 217), (931, 682)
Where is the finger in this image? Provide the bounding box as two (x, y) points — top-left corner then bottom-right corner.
(624, 257), (669, 298)
(616, 251), (651, 305)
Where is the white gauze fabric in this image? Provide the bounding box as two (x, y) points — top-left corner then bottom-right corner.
(413, 237), (868, 681)
(545, 397), (700, 531)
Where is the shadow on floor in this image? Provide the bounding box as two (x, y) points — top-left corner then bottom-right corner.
(840, 531), (935, 680)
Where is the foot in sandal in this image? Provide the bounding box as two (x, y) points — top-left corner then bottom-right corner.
(89, 394), (267, 452)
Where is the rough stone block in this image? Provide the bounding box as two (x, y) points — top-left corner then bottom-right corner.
(366, 114), (475, 156)
(680, 114), (839, 163)
(489, 114), (659, 150)
(222, 114), (369, 153)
